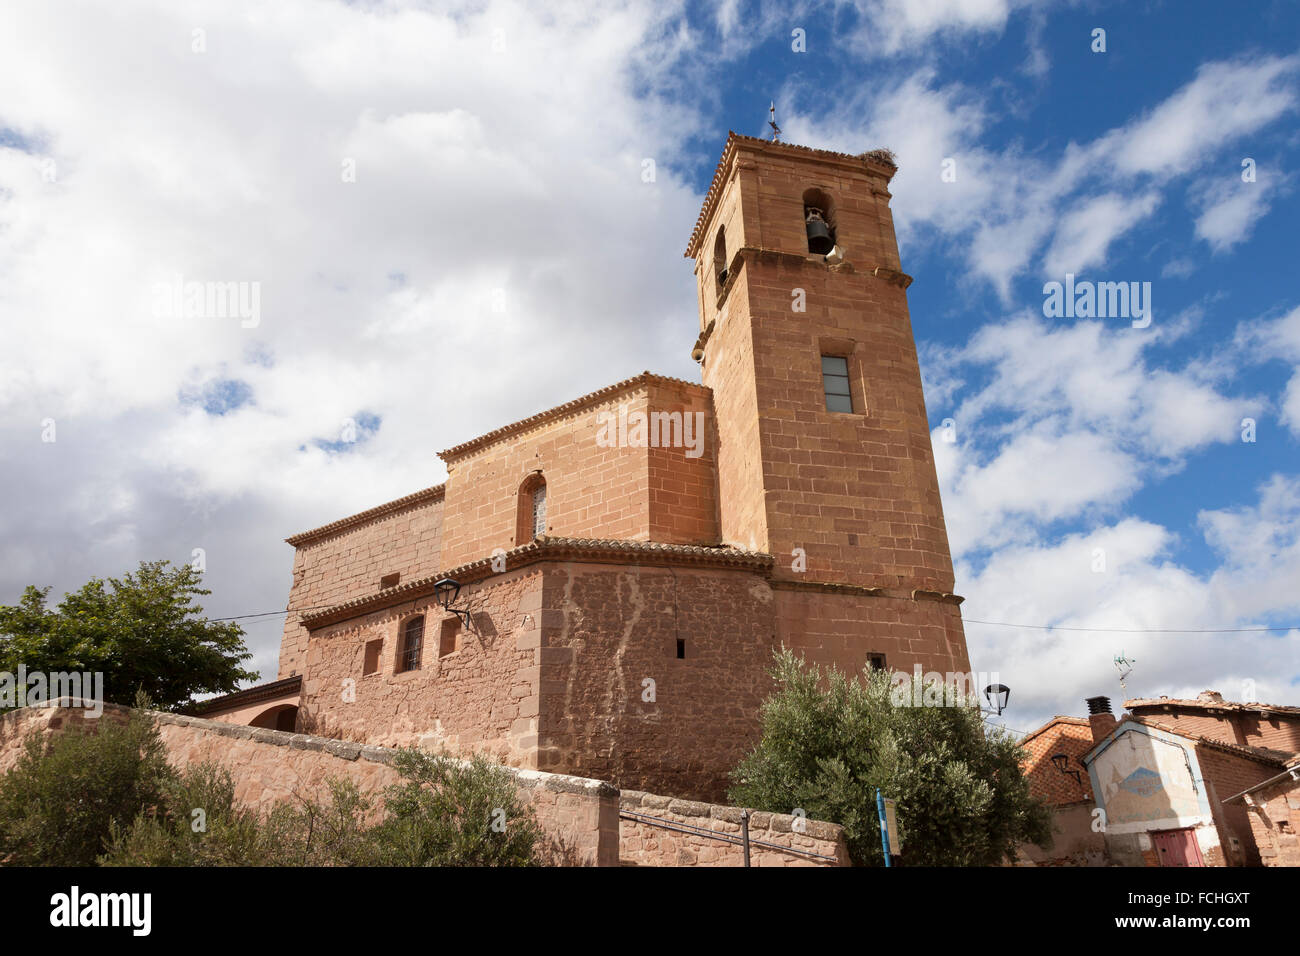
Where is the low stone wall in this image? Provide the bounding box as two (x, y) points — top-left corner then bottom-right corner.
(0, 701), (619, 867)
(618, 790), (849, 866)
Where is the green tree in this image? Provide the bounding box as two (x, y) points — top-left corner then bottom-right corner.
(728, 649), (1052, 866)
(0, 695), (175, 866)
(0, 560), (256, 711)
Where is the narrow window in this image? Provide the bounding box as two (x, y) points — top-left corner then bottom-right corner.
(676, 639), (686, 659)
(439, 618), (460, 658)
(363, 638), (383, 676)
(397, 616), (424, 673)
(532, 482), (547, 538)
(713, 226), (728, 288)
(821, 355), (852, 412)
(517, 473), (548, 543)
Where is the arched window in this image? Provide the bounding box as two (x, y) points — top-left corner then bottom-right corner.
(713, 226), (728, 289)
(517, 473), (547, 543)
(802, 187), (837, 255)
(397, 615), (424, 672)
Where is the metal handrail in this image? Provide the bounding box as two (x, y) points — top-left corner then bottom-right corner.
(619, 809), (840, 863)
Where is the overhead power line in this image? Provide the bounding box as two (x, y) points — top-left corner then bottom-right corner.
(963, 619), (1297, 635)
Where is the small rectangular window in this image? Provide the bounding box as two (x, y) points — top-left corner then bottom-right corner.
(821, 355), (852, 412)
(676, 639), (686, 659)
(380, 572), (400, 589)
(868, 653), (887, 671)
(439, 618), (460, 658)
(363, 639), (383, 676)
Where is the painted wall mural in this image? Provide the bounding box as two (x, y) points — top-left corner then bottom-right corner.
(1093, 728), (1204, 826)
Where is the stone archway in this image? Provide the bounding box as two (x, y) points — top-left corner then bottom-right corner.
(249, 703), (298, 732)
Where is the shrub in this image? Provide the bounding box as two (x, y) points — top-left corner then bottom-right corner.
(728, 649), (1052, 866)
(368, 748), (542, 866)
(0, 697), (174, 866)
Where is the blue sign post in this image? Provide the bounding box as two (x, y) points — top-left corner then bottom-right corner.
(876, 789), (900, 867)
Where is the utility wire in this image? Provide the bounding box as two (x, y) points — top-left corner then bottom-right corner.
(210, 605), (1300, 635)
(963, 619), (1296, 634)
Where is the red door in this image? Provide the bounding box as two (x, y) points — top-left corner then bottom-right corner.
(1153, 828), (1205, 867)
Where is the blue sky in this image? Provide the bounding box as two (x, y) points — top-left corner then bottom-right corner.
(0, 0), (1297, 735)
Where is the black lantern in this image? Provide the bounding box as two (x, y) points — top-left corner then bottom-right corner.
(1052, 752), (1082, 784)
(434, 578), (461, 609)
(983, 683), (1010, 716)
(433, 578), (472, 629)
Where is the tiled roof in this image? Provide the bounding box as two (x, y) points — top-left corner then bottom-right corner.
(1087, 715), (1294, 767)
(181, 675), (301, 716)
(1126, 694), (1300, 717)
(1020, 715), (1091, 746)
(285, 484), (445, 547)
(684, 132), (899, 259)
(299, 536), (774, 629)
(437, 372), (710, 462)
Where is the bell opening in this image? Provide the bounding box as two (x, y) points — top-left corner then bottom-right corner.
(804, 206), (835, 255)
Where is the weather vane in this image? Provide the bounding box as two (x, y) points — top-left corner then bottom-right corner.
(768, 101), (781, 141)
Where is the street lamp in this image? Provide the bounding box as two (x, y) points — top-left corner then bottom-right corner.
(1052, 752), (1083, 785)
(433, 578), (472, 628)
(983, 683), (1010, 716)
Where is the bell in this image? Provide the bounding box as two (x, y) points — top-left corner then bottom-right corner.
(805, 209), (834, 255)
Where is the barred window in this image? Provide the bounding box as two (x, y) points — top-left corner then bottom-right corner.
(531, 482), (547, 538)
(397, 616), (424, 673)
(518, 473), (547, 543)
(821, 355), (852, 412)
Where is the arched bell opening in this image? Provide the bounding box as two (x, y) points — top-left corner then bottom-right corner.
(802, 188), (837, 255)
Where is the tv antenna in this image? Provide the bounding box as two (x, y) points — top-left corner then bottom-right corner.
(1114, 652), (1136, 693)
(768, 102), (781, 141)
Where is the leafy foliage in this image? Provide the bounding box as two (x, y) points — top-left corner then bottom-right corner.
(368, 748), (542, 866)
(728, 649), (1053, 866)
(4, 702), (544, 866)
(0, 693), (175, 866)
(0, 560), (256, 711)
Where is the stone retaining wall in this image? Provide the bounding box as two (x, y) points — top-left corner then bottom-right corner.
(0, 701), (619, 867)
(618, 789), (849, 866)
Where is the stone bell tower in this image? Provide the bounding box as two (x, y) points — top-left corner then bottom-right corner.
(686, 133), (969, 677)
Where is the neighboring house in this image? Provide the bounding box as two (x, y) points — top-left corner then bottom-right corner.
(1082, 697), (1290, 866)
(1126, 690), (1300, 753)
(1223, 755), (1300, 867)
(1016, 716), (1108, 865)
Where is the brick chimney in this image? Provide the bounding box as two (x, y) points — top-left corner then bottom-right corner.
(1086, 696), (1118, 743)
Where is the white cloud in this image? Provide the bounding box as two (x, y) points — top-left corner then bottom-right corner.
(1043, 192), (1161, 277)
(1193, 176), (1280, 253)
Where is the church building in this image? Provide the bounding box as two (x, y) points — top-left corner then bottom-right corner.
(195, 133), (971, 803)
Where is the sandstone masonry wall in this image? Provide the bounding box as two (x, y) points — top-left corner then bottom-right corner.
(538, 562), (775, 802)
(618, 789), (848, 866)
(279, 491), (445, 678)
(299, 567), (543, 765)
